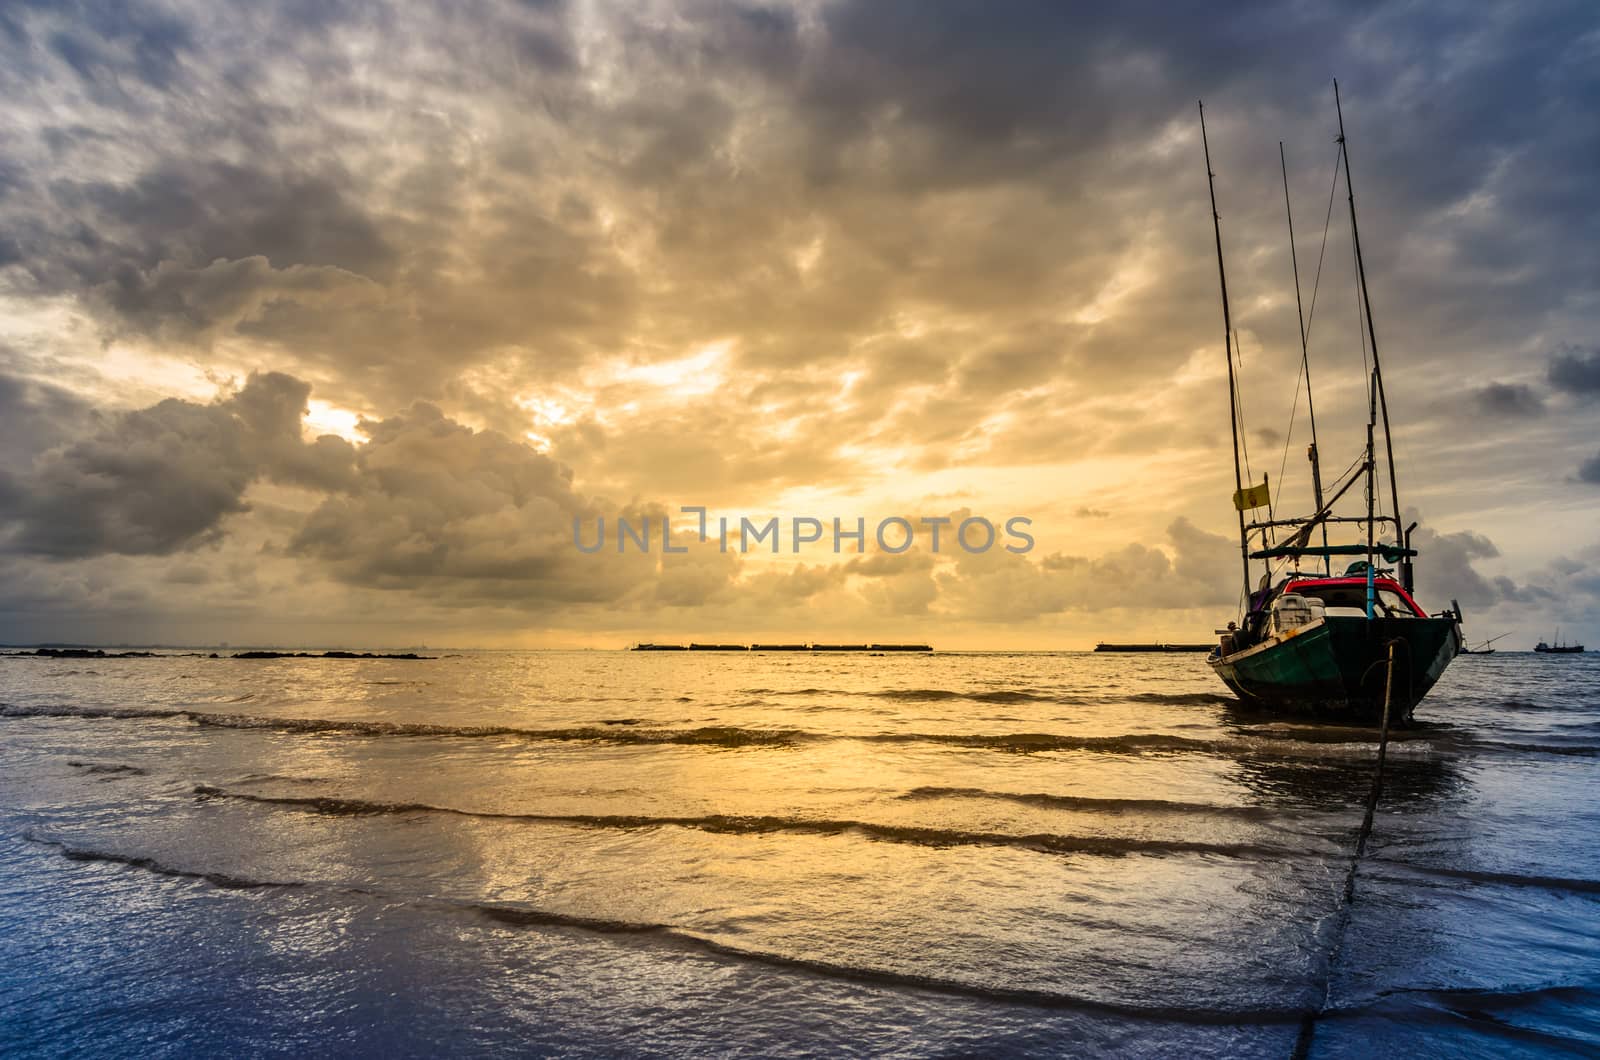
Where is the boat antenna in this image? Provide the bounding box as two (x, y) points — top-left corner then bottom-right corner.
(1199, 101), (1254, 608)
(1279, 140), (1331, 576)
(1334, 81), (1404, 570)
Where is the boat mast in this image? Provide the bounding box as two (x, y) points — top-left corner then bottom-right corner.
(1199, 101), (1253, 607)
(1279, 141), (1331, 576)
(1365, 366), (1378, 617)
(1334, 81), (1404, 563)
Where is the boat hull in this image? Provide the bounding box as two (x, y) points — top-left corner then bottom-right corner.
(1209, 615), (1460, 721)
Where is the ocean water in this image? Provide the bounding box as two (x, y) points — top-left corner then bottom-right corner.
(1, 649), (1598, 1058)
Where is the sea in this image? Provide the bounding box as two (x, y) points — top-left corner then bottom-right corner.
(1, 649), (1597, 1057)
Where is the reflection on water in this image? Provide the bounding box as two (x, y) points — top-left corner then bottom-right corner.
(1, 650), (1597, 1056)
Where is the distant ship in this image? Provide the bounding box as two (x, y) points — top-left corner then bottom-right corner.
(629, 642), (932, 652)
(1094, 643), (1214, 653)
(1534, 631), (1585, 654)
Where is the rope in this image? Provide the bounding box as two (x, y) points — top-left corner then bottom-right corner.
(1302, 144), (1343, 348)
(1264, 451), (1368, 582)
(1272, 371), (1304, 513)
(1292, 639), (1400, 1059)
(1233, 326), (1266, 519)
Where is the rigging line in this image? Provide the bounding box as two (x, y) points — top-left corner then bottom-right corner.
(1350, 207), (1384, 532)
(1230, 330), (1281, 529)
(1232, 327), (1258, 490)
(1274, 148), (1342, 527)
(1280, 139), (1328, 576)
(1302, 143), (1343, 346)
(1272, 372), (1302, 512)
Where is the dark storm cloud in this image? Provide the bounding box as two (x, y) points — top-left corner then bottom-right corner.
(1579, 452), (1600, 486)
(1472, 382), (1545, 418)
(1550, 347), (1600, 398)
(0, 371), (682, 608)
(286, 401), (658, 605)
(0, 373), (355, 558)
(6, 0), (1595, 435)
(938, 517), (1237, 621)
(0, 370), (98, 459)
(13, 162), (395, 323)
(800, 0), (1332, 190)
(24, 0), (194, 93)
(1408, 521), (1550, 611)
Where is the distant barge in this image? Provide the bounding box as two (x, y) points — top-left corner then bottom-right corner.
(1094, 643), (1214, 653)
(632, 643), (932, 652)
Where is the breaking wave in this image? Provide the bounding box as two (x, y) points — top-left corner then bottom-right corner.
(1, 702), (1469, 759)
(192, 784), (1301, 861)
(24, 831), (1308, 1024)
(1367, 860), (1600, 895)
(66, 761), (149, 777)
(898, 786), (1295, 821)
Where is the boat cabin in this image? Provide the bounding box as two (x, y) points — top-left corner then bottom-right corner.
(1279, 575), (1425, 619)
(1225, 571), (1426, 654)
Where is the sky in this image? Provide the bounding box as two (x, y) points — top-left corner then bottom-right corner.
(0, 0), (1596, 650)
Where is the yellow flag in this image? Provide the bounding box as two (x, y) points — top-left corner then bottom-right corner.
(1233, 477), (1270, 511)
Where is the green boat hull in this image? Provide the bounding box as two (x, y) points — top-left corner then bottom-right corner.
(1209, 615), (1460, 721)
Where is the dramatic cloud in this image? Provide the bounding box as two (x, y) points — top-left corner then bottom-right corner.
(1472, 382), (1544, 418)
(1580, 452), (1600, 486)
(287, 402), (646, 606)
(0, 0), (1595, 645)
(0, 372), (354, 557)
(1549, 347), (1600, 398)
(938, 517), (1237, 622)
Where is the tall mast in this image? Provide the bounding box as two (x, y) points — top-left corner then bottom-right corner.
(1365, 368), (1378, 617)
(1279, 141), (1330, 576)
(1199, 101), (1253, 606)
(1334, 81), (1403, 551)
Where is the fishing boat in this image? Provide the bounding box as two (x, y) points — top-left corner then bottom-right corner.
(1534, 632), (1585, 654)
(1198, 85), (1462, 723)
(1461, 633), (1508, 655)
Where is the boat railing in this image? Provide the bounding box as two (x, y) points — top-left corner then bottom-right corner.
(1244, 513), (1402, 532)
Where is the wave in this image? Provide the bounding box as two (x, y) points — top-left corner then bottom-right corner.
(193, 785), (1301, 861)
(3, 702), (1456, 760)
(1126, 692), (1238, 706)
(872, 688), (1064, 704)
(26, 834), (306, 891)
(889, 731), (1223, 754)
(26, 832), (1307, 1024)
(66, 760), (149, 777)
(2, 703), (190, 721)
(176, 719), (808, 748)
(898, 786), (1293, 821)
(0, 704), (803, 748)
(1368, 859), (1600, 895)
(1478, 741), (1600, 758)
(1320, 982), (1600, 1052)
(748, 688), (1237, 707)
(233, 772), (330, 786)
